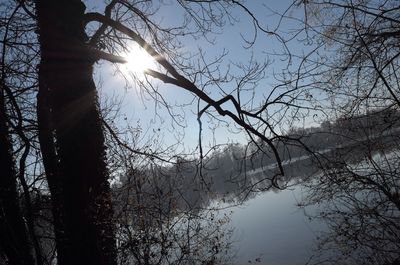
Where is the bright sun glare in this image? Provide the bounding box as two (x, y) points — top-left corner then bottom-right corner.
(124, 44), (156, 75)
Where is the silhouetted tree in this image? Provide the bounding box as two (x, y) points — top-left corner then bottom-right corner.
(2, 0), (309, 264)
(35, 1), (117, 264)
(287, 1), (400, 263)
(0, 82), (35, 265)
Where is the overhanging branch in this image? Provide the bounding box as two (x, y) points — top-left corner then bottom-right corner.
(84, 12), (285, 176)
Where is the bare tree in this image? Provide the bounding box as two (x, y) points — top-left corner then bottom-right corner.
(1, 0), (315, 264)
(1, 2), (42, 264)
(280, 1), (400, 263)
(113, 163), (235, 265)
(0, 83), (35, 265)
(302, 125), (400, 264)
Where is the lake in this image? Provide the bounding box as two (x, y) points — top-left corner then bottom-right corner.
(222, 185), (325, 265)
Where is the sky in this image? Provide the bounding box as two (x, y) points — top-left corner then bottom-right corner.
(88, 1), (315, 155)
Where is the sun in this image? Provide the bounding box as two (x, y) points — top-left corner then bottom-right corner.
(123, 44), (156, 75)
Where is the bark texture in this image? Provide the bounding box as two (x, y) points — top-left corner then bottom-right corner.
(36, 0), (117, 264)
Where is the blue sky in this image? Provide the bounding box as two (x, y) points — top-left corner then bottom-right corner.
(89, 1), (317, 154)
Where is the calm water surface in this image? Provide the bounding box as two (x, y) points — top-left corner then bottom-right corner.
(227, 186), (323, 265)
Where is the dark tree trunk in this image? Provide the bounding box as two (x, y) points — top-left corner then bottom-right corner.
(37, 72), (67, 264)
(36, 1), (117, 264)
(0, 84), (35, 265)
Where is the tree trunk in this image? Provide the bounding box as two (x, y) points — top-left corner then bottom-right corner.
(36, 1), (117, 264)
(37, 71), (67, 264)
(0, 84), (35, 265)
